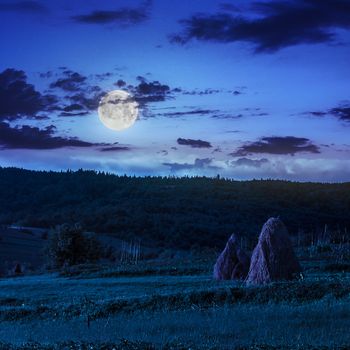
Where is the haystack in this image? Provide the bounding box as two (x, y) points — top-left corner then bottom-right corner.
(246, 217), (301, 285)
(213, 234), (250, 280)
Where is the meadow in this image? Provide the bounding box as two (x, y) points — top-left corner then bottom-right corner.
(0, 249), (349, 350)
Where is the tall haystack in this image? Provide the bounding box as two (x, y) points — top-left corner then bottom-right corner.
(213, 234), (250, 280)
(246, 217), (301, 285)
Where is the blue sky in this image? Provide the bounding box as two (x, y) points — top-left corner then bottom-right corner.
(0, 0), (350, 181)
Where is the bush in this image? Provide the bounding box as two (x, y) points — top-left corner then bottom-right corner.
(45, 224), (102, 268)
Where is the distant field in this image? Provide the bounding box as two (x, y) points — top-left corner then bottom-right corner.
(0, 226), (160, 276)
(0, 227), (46, 274)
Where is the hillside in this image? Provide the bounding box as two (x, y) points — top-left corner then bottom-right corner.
(0, 167), (349, 249)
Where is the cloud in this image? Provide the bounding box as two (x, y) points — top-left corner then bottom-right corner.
(211, 113), (243, 120)
(47, 69), (105, 115)
(133, 80), (171, 104)
(179, 88), (241, 96)
(95, 72), (114, 81)
(72, 0), (151, 26)
(50, 70), (87, 92)
(100, 146), (131, 152)
(59, 111), (89, 117)
(115, 79), (126, 87)
(136, 80), (170, 95)
(0, 68), (58, 120)
(170, 0), (350, 52)
(329, 105), (350, 121)
(67, 90), (104, 112)
(232, 136), (320, 156)
(61, 103), (85, 112)
(230, 157), (269, 168)
(163, 158), (220, 172)
(309, 111), (328, 117)
(158, 109), (218, 118)
(182, 88), (222, 95)
(308, 103), (350, 122)
(0, 1), (48, 13)
(0, 122), (98, 149)
(177, 138), (212, 148)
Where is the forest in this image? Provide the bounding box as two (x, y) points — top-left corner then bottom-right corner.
(0, 167), (349, 250)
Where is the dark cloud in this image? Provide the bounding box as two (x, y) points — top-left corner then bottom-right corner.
(117, 79), (173, 109)
(251, 112), (269, 117)
(68, 91), (104, 112)
(48, 69), (105, 115)
(136, 76), (147, 83)
(115, 79), (126, 87)
(0, 122), (97, 149)
(224, 130), (241, 134)
(100, 146), (131, 152)
(177, 138), (212, 148)
(157, 150), (168, 156)
(133, 80), (171, 103)
(0, 68), (58, 120)
(329, 105), (350, 121)
(182, 88), (222, 95)
(72, 0), (151, 26)
(170, 0), (350, 52)
(158, 109), (218, 118)
(136, 81), (170, 95)
(213, 108), (269, 119)
(211, 113), (243, 120)
(179, 88), (242, 96)
(232, 136), (320, 156)
(163, 158), (220, 172)
(95, 72), (114, 81)
(230, 157), (269, 168)
(308, 103), (350, 122)
(0, 1), (48, 13)
(118, 77), (172, 108)
(309, 111), (328, 117)
(58, 102), (90, 116)
(61, 103), (85, 112)
(59, 111), (89, 117)
(212, 147), (222, 153)
(50, 70), (87, 92)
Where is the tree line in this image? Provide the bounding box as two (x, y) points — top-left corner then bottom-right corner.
(0, 167), (349, 249)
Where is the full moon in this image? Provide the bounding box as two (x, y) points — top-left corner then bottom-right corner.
(98, 90), (139, 131)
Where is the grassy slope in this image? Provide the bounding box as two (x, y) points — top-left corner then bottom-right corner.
(0, 255), (349, 349)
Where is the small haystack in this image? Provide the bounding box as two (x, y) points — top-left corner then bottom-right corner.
(213, 234), (250, 280)
(246, 217), (301, 285)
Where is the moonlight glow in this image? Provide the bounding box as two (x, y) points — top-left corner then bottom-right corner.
(98, 90), (139, 131)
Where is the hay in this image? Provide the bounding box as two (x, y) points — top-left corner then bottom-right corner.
(246, 217), (301, 285)
(213, 234), (250, 280)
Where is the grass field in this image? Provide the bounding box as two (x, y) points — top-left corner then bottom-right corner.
(0, 253), (349, 350)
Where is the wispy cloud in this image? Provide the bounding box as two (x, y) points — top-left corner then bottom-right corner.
(72, 0), (152, 26)
(0, 1), (48, 14)
(177, 138), (212, 148)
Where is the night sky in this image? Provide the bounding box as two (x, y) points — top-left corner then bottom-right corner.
(0, 0), (350, 181)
